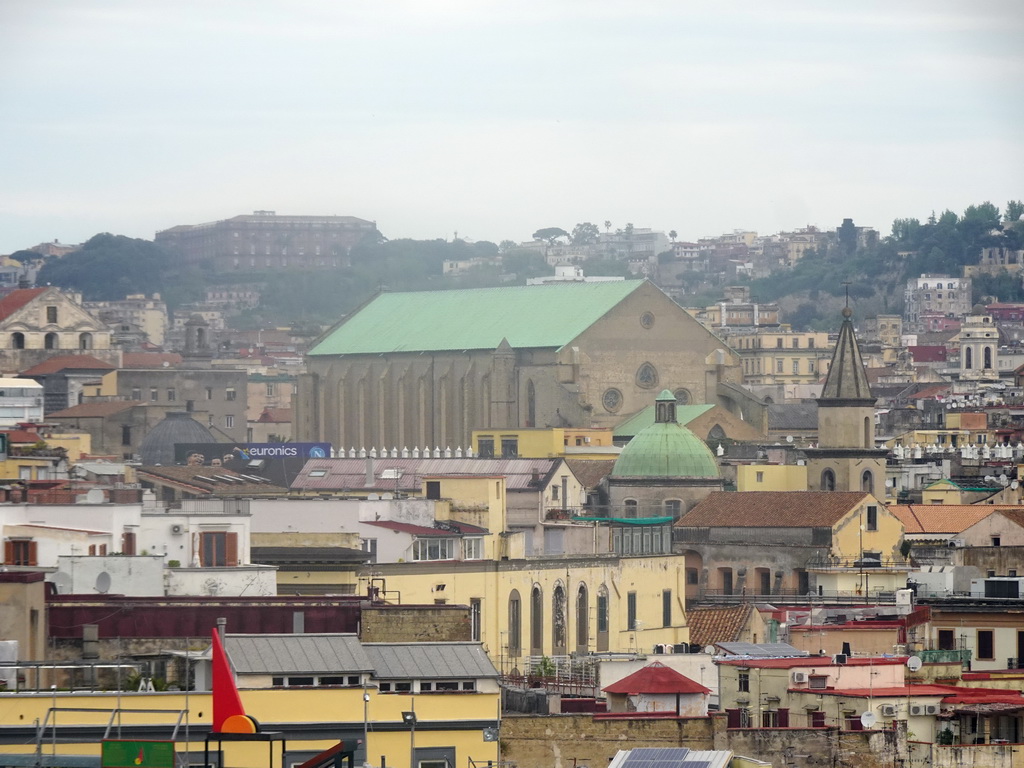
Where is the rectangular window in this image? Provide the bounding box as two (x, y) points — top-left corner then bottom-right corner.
(150, 388), (159, 402)
(206, 387), (213, 400)
(808, 338), (815, 349)
(738, 671), (750, 692)
(463, 537), (483, 560)
(776, 338), (783, 348)
(992, 536), (1001, 547)
(425, 480), (441, 500)
(225, 388), (236, 401)
(977, 630), (994, 660)
(361, 538), (377, 563)
(627, 591), (637, 631)
(167, 388), (176, 401)
(776, 359), (784, 373)
(200, 531), (238, 567)
(500, 437), (518, 458)
(224, 415), (235, 429)
(866, 505), (878, 531)
(266, 382), (275, 397)
(809, 675), (828, 690)
(597, 593), (608, 633)
(121, 531), (136, 556)
(131, 387), (141, 400)
(756, 471), (764, 483)
(470, 598), (482, 642)
(4, 539), (38, 566)
(662, 589), (672, 627)
(46, 306), (58, 323)
(686, 568), (699, 585)
(551, 484), (559, 501)
(412, 538), (454, 561)
(477, 438), (494, 458)
(121, 425), (132, 446)
(792, 360), (800, 374)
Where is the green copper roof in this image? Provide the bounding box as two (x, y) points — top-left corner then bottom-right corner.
(611, 408), (720, 479)
(614, 404), (714, 438)
(309, 281), (644, 356)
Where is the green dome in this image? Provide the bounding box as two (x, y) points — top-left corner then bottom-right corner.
(611, 390), (720, 479)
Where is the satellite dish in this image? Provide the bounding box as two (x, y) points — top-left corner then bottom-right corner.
(906, 656), (923, 672)
(85, 488), (104, 504)
(786, 435), (794, 443)
(860, 711), (878, 729)
(51, 572), (72, 594)
(95, 571), (112, 594)
(704, 645), (716, 655)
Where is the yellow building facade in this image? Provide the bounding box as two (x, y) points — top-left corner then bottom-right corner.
(735, 464), (808, 492)
(363, 554), (690, 669)
(471, 427), (617, 460)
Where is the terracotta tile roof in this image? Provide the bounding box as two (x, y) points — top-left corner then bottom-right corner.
(602, 662), (710, 695)
(20, 355), (116, 375)
(677, 491), (870, 528)
(257, 407), (292, 423)
(136, 465), (286, 495)
(563, 458), (616, 490)
(888, 504), (999, 535)
(122, 352), (182, 368)
(687, 604), (753, 648)
(0, 287), (47, 321)
(48, 401), (143, 418)
(994, 509), (1024, 529)
(4, 429), (43, 444)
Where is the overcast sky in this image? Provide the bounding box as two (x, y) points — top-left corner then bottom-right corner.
(1, 1), (1021, 254)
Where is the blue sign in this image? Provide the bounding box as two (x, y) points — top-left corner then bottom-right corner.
(174, 443), (333, 465)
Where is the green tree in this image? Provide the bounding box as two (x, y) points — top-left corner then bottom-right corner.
(570, 222), (600, 245)
(531, 227), (569, 245)
(7, 249), (41, 264)
(498, 240), (517, 253)
(668, 230), (677, 242)
(1005, 200), (1024, 223)
(603, 220), (612, 232)
(837, 218), (858, 256)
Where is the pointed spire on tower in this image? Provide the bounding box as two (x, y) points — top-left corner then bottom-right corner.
(820, 304), (874, 402)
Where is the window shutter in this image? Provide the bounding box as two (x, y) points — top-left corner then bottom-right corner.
(226, 532), (239, 567)
(778, 708), (789, 728)
(121, 531), (136, 556)
(28, 540), (38, 566)
(3, 540), (11, 564)
(726, 709), (740, 728)
(198, 534), (206, 567)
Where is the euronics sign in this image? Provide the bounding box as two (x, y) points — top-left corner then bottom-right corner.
(173, 442), (332, 465)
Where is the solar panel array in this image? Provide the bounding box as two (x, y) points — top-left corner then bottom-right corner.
(617, 748), (711, 768)
(716, 642), (808, 658)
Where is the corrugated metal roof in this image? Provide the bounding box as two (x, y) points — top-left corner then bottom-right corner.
(363, 642), (498, 680)
(309, 281), (644, 355)
(225, 634), (372, 675)
(292, 457), (563, 492)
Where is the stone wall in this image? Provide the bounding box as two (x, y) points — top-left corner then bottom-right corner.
(359, 605), (471, 642)
(500, 714), (909, 768)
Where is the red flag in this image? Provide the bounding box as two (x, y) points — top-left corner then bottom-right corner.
(211, 628), (249, 732)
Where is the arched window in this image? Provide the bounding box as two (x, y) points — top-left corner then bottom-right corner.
(79, 332), (92, 350)
(552, 583), (566, 655)
(708, 424), (726, 441)
(984, 347), (993, 369)
(526, 379), (536, 427)
(530, 585), (544, 656)
(44, 332), (58, 350)
(861, 470), (874, 494)
(507, 589), (521, 657)
(624, 498), (638, 517)
(864, 416), (872, 449)
(965, 347), (973, 369)
(10, 332), (24, 349)
(596, 585), (609, 652)
(821, 469), (836, 491)
(575, 584), (589, 654)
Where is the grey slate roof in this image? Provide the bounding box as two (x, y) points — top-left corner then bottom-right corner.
(223, 635), (498, 680)
(820, 312), (874, 402)
(363, 642), (499, 680)
(225, 634), (372, 675)
(767, 403), (818, 431)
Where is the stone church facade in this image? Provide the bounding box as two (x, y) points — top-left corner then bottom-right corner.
(296, 280), (758, 451)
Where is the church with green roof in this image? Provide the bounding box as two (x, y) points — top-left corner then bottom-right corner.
(296, 280), (758, 450)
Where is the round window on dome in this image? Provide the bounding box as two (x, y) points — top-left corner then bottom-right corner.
(636, 363), (658, 389)
(602, 388), (623, 413)
(674, 388), (691, 405)
(640, 311), (655, 329)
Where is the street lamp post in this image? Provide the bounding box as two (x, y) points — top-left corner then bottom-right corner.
(401, 708), (417, 768)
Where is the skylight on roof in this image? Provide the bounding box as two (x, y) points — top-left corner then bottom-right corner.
(309, 469), (328, 477)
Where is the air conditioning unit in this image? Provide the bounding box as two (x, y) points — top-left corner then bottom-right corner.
(792, 671), (808, 683)
(170, 524), (183, 535)
(948, 539), (965, 548)
(909, 705), (924, 717)
(833, 654), (848, 665)
(881, 705), (897, 718)
(925, 705), (940, 716)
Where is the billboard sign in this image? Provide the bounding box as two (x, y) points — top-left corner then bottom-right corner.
(173, 442), (332, 466)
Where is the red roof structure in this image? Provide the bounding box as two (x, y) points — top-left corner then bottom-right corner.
(602, 662), (710, 695)
(20, 355), (116, 375)
(0, 288), (47, 321)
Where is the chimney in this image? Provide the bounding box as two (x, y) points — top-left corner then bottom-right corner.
(365, 455), (374, 487)
(216, 617), (227, 638)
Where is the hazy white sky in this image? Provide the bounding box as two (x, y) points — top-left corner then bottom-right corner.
(1, 1), (1021, 254)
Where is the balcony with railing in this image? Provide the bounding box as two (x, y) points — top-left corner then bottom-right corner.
(805, 553), (913, 573)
